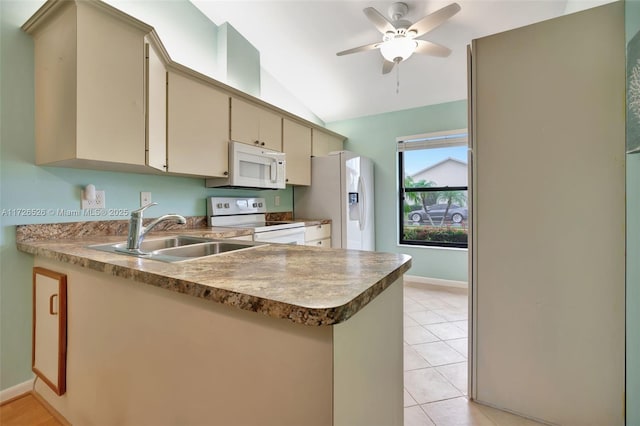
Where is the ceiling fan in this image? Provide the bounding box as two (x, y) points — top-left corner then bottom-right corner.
(337, 2), (461, 74)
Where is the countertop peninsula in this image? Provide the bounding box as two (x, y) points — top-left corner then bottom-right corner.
(17, 220), (411, 326)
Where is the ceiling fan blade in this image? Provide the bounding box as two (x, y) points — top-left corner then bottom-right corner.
(363, 7), (395, 34)
(409, 3), (461, 38)
(415, 40), (452, 57)
(336, 42), (381, 56)
(382, 60), (395, 74)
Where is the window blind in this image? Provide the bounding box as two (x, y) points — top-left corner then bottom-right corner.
(397, 129), (468, 152)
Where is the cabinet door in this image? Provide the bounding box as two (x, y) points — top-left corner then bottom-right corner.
(230, 97), (260, 146)
(283, 119), (312, 186)
(145, 40), (167, 172)
(167, 72), (229, 177)
(33, 267), (67, 396)
(312, 130), (343, 157)
(231, 97), (282, 151)
(258, 108), (283, 152)
(76, 2), (146, 166)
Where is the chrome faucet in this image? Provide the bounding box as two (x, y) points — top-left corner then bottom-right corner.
(123, 202), (186, 254)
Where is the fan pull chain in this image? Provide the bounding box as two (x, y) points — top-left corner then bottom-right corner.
(396, 62), (400, 94)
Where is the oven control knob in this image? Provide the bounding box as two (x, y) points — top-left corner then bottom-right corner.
(216, 203), (223, 208)
(224, 203), (230, 208)
(258, 202), (263, 207)
(252, 203), (257, 207)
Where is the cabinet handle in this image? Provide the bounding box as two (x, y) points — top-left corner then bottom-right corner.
(261, 142), (265, 146)
(223, 171), (228, 176)
(49, 294), (58, 315)
(317, 225), (322, 229)
(254, 140), (260, 145)
(316, 241), (322, 245)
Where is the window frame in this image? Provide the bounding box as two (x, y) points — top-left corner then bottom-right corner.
(397, 129), (469, 249)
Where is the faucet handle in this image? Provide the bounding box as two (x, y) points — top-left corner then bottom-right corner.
(131, 202), (158, 217)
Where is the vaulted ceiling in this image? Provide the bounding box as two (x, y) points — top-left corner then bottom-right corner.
(192, 0), (610, 123)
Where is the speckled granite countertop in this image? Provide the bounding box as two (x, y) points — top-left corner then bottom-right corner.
(16, 220), (411, 326)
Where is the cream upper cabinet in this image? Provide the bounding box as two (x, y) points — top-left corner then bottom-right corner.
(167, 72), (230, 177)
(282, 119), (312, 186)
(145, 38), (167, 172)
(24, 1), (151, 172)
(231, 97), (282, 152)
(24, 1), (347, 177)
(312, 130), (344, 157)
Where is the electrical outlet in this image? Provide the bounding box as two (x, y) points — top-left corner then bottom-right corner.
(274, 195), (280, 206)
(81, 190), (105, 209)
(140, 191), (152, 207)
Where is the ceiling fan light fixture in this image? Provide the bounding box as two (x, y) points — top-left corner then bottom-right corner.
(380, 37), (417, 62)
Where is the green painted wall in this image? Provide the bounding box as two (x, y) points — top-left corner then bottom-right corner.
(218, 22), (261, 97)
(327, 100), (469, 282)
(626, 1), (640, 424)
(105, 0), (220, 78)
(0, 0), (292, 391)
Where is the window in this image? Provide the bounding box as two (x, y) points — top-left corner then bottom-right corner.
(398, 130), (468, 248)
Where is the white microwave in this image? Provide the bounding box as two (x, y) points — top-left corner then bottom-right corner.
(206, 141), (286, 189)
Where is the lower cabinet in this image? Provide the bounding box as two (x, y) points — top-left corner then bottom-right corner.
(304, 224), (331, 247)
(31, 257), (403, 426)
(33, 267), (67, 396)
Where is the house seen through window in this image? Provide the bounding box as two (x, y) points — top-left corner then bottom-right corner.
(398, 130), (468, 248)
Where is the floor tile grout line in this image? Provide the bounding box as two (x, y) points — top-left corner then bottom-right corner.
(404, 286), (510, 425)
(404, 283), (472, 425)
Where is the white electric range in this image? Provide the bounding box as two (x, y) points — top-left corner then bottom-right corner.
(207, 197), (305, 245)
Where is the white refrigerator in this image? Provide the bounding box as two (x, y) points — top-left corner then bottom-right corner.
(294, 151), (375, 251)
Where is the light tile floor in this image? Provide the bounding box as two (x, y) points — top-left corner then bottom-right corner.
(403, 282), (545, 426)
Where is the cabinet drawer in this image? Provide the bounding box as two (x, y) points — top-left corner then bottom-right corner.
(305, 224), (330, 242)
(306, 238), (331, 248)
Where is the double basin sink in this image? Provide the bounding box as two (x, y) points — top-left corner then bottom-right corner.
(89, 236), (264, 263)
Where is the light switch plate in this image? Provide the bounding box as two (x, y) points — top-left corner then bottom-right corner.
(140, 192), (152, 207)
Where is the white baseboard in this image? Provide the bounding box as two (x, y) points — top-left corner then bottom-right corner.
(404, 275), (468, 289)
(1, 378), (34, 403)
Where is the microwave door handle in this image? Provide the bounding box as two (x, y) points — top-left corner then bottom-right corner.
(270, 160), (277, 182)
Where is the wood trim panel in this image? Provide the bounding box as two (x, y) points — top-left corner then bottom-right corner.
(32, 267), (67, 396)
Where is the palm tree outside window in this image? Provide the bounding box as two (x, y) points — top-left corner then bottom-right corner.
(398, 130), (469, 248)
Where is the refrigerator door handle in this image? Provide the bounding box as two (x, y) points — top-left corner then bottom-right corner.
(358, 176), (366, 231)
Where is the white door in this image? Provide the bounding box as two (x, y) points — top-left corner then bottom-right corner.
(470, 3), (625, 425)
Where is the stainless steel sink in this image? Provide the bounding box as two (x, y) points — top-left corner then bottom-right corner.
(132, 235), (210, 252)
(89, 236), (264, 262)
(157, 242), (257, 258)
